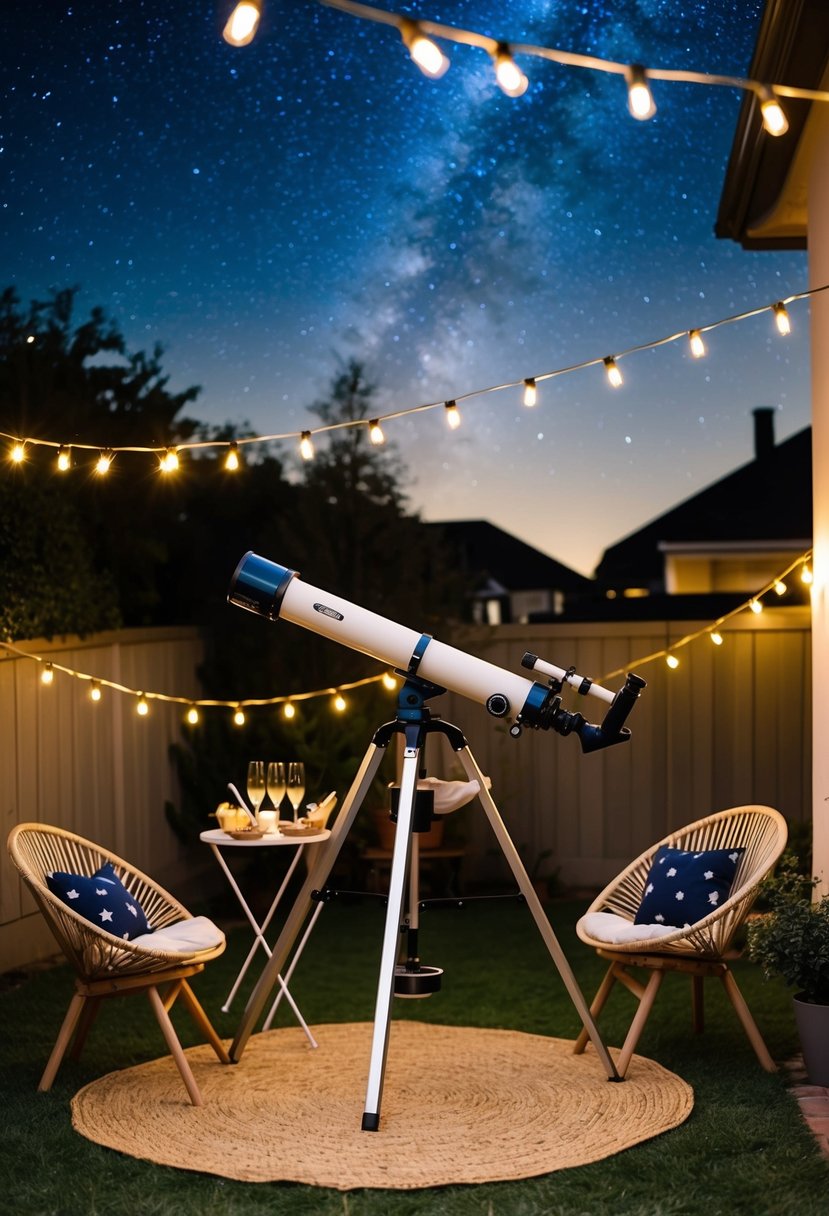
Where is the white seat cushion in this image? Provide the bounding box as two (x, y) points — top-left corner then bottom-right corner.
(130, 915), (225, 954)
(580, 911), (682, 944)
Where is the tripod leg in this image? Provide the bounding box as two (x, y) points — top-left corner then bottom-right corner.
(457, 746), (620, 1081)
(362, 737), (421, 1130)
(230, 740), (387, 1062)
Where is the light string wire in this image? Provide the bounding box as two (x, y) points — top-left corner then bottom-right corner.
(600, 548), (813, 683)
(3, 285), (826, 465)
(317, 0), (829, 103)
(0, 552), (812, 718)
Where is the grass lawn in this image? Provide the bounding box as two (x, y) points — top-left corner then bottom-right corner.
(2, 893), (827, 1215)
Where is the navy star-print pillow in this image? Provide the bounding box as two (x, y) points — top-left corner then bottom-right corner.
(634, 845), (745, 928)
(46, 861), (152, 940)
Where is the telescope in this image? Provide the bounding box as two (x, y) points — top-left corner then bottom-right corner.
(227, 552), (645, 752)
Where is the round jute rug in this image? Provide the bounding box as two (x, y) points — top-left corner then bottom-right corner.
(71, 1021), (693, 1190)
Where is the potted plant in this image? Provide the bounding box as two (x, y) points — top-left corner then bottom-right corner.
(747, 854), (829, 1084)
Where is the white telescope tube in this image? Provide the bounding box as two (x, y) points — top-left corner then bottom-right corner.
(228, 552), (546, 726)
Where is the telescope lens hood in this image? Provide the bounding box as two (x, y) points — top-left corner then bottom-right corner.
(228, 551), (297, 620)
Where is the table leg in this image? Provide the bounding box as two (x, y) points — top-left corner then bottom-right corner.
(263, 897), (325, 1034)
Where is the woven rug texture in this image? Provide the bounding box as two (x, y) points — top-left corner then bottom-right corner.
(71, 1021), (693, 1190)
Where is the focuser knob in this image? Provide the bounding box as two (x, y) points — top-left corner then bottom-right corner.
(485, 693), (511, 718)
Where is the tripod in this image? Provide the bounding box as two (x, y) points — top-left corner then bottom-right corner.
(229, 675), (620, 1131)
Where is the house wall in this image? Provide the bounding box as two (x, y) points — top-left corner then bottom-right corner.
(0, 627), (205, 973)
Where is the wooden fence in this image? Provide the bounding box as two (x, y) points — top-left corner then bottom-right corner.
(0, 607), (811, 971)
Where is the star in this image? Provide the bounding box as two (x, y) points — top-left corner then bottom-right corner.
(704, 870), (714, 879)
(708, 891), (720, 905)
(95, 887), (108, 895)
(126, 903), (138, 917)
(667, 867), (677, 877)
(99, 908), (113, 923)
(67, 888), (79, 900)
(675, 891), (685, 901)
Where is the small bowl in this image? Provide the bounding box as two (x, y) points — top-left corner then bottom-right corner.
(226, 828), (266, 841)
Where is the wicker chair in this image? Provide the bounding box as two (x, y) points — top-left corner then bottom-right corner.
(8, 822), (231, 1105)
(573, 805), (788, 1077)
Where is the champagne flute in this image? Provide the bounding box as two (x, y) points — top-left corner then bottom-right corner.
(246, 760), (266, 826)
(286, 762), (306, 824)
(267, 761), (287, 823)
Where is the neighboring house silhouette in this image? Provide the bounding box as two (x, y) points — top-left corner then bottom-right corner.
(426, 519), (592, 624)
(590, 408), (811, 616)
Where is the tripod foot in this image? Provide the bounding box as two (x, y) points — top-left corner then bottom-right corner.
(361, 1112), (380, 1132)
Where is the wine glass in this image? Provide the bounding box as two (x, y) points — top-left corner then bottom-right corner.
(267, 761), (286, 823)
(246, 760), (266, 826)
(286, 762), (306, 824)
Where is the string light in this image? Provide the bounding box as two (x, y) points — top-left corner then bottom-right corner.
(774, 580), (787, 596)
(56, 445), (71, 471)
(283, 702), (296, 720)
(10, 441), (25, 464)
(159, 447), (179, 473)
(222, 0), (261, 46)
(368, 419), (385, 445)
(491, 43), (528, 97)
(666, 653), (680, 669)
(603, 356), (623, 388)
(773, 301), (791, 335)
(802, 563), (813, 585)
(2, 286), (822, 472)
(185, 704), (200, 725)
(758, 85), (789, 136)
(400, 18), (449, 79)
(710, 631), (724, 646)
(749, 598), (763, 615)
(382, 672), (398, 690)
(332, 692), (347, 712)
(445, 400), (461, 429)
(95, 450), (113, 475)
(89, 680), (102, 702)
(299, 431), (315, 461)
(688, 329), (706, 359)
(522, 378), (537, 407)
(626, 63), (656, 120)
(225, 441), (241, 471)
(233, 705), (246, 726)
(40, 662), (54, 685)
(136, 693), (150, 716)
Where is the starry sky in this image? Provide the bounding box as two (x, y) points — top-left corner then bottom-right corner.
(1, 0), (810, 576)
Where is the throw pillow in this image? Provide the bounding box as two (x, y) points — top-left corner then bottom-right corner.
(46, 861), (152, 940)
(634, 845), (745, 928)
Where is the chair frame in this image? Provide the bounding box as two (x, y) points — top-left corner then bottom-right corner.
(8, 822), (231, 1105)
(573, 804), (788, 1077)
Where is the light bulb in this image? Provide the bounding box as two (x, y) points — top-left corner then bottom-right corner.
(773, 580), (787, 596)
(749, 599), (763, 614)
(299, 431), (315, 461)
(222, 0), (261, 47)
(604, 357), (623, 388)
(41, 663), (55, 685)
(710, 631), (724, 646)
(233, 706), (246, 726)
(444, 400), (461, 429)
(626, 64), (656, 120)
(186, 704), (200, 725)
(492, 44), (528, 97)
(57, 445), (71, 471)
(96, 450), (113, 475)
(522, 378), (537, 407)
(283, 702), (296, 720)
(400, 20), (449, 79)
(666, 653), (680, 669)
(759, 87), (788, 136)
(802, 563), (813, 585)
(773, 302), (791, 336)
(333, 693), (347, 712)
(689, 329), (706, 359)
(26, 334), (34, 344)
(225, 441), (240, 471)
(159, 447), (179, 473)
(369, 419), (385, 446)
(10, 440), (25, 463)
(89, 680), (102, 702)
(382, 672), (398, 691)
(136, 694), (149, 716)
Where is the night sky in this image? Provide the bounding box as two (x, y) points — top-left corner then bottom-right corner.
(1, 0), (810, 575)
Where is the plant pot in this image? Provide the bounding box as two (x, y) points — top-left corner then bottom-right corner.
(793, 994), (829, 1085)
(371, 807), (445, 851)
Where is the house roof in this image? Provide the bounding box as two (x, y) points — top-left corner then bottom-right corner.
(594, 423), (811, 588)
(426, 520), (593, 593)
(715, 0), (829, 248)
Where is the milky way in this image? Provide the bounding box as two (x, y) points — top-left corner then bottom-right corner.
(1, 0), (809, 573)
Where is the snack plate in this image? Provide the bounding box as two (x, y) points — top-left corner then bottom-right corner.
(278, 823), (320, 837)
(226, 828), (266, 840)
